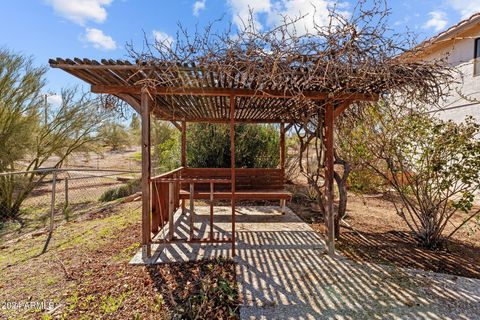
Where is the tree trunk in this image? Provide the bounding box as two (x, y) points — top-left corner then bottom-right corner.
(333, 151), (351, 239)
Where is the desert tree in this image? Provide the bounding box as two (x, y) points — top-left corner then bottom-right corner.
(99, 121), (131, 151)
(0, 49), (113, 220)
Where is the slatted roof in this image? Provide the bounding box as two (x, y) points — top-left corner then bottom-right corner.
(49, 58), (378, 123)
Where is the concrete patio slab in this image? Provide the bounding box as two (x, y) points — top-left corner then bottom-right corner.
(130, 206), (480, 319)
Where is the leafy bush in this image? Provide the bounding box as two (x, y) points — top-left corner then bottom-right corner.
(99, 179), (140, 202)
(187, 123), (279, 168)
(151, 121), (180, 173)
(350, 104), (480, 248)
(149, 121), (280, 173)
(347, 168), (384, 194)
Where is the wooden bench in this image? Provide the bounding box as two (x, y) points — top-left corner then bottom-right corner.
(179, 167), (291, 203)
(151, 167), (292, 235)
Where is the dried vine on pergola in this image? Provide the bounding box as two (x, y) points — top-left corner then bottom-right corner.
(126, 0), (453, 218)
(128, 2), (450, 105)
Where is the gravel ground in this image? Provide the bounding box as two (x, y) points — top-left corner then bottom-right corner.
(131, 206), (480, 320)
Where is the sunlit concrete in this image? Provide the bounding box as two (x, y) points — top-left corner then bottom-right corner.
(130, 206), (480, 319)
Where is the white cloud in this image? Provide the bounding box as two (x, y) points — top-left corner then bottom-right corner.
(227, 0), (272, 30)
(227, 0), (348, 33)
(447, 0), (480, 19)
(84, 28), (117, 50)
(46, 0), (113, 25)
(268, 0), (347, 35)
(47, 94), (63, 108)
(424, 11), (448, 32)
(153, 30), (174, 47)
(193, 0), (206, 16)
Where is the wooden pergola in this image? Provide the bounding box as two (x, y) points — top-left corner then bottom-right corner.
(50, 58), (378, 259)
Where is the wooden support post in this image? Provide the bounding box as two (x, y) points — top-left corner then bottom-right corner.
(280, 199), (286, 215)
(280, 121), (286, 178)
(210, 182), (214, 241)
(168, 182), (174, 240)
(325, 101), (335, 256)
(181, 121), (187, 215)
(181, 121), (187, 166)
(189, 183), (194, 241)
(151, 182), (160, 233)
(280, 121), (286, 213)
(230, 95), (236, 257)
(141, 90), (152, 259)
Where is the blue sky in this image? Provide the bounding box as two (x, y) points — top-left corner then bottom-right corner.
(1, 0), (479, 97)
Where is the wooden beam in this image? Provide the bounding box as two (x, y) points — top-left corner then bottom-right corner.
(170, 121), (181, 130)
(181, 121), (187, 167)
(325, 101), (335, 256)
(230, 95), (236, 257)
(280, 122), (286, 183)
(116, 94), (141, 114)
(158, 117), (289, 124)
(141, 90), (152, 259)
(334, 102), (351, 118)
(92, 84), (378, 101)
(49, 60), (195, 71)
(50, 61), (141, 70)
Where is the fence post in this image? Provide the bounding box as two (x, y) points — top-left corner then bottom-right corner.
(63, 176), (69, 220)
(42, 169), (57, 254)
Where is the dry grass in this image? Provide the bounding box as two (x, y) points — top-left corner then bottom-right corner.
(0, 202), (239, 319)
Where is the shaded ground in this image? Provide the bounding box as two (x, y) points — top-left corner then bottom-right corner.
(0, 203), (238, 319)
(291, 192), (480, 279)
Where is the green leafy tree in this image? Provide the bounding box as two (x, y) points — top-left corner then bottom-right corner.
(99, 122), (131, 151)
(350, 103), (480, 248)
(0, 49), (112, 220)
(187, 123), (279, 168)
(150, 122), (280, 173)
(151, 120), (180, 173)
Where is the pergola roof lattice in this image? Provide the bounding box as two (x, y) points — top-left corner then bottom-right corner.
(49, 58), (378, 123)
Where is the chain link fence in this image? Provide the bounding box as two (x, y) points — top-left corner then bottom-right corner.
(0, 168), (140, 244)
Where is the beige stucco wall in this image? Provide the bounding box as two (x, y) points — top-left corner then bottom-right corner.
(420, 25), (480, 123)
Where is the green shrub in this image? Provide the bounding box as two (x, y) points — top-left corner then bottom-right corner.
(187, 123), (279, 168)
(347, 168), (384, 194)
(99, 179), (140, 202)
(151, 121), (180, 174)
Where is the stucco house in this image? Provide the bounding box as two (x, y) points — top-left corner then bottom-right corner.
(414, 13), (480, 122)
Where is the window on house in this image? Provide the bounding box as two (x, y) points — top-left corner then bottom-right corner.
(474, 38), (480, 76)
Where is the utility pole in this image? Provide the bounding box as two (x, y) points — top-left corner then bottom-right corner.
(44, 94), (48, 126)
